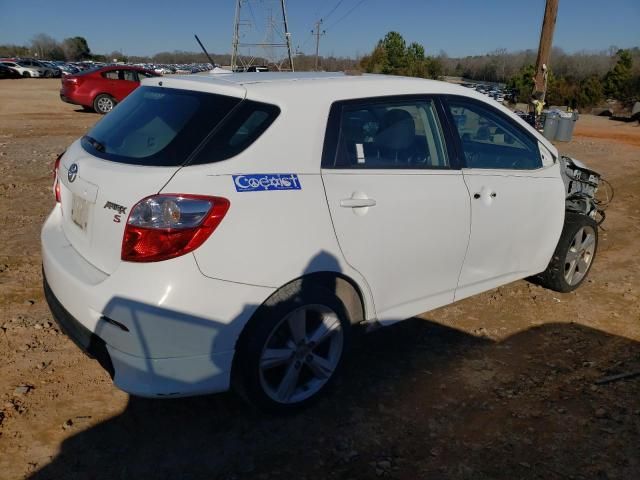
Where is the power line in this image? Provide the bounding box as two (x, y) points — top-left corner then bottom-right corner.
(299, 0), (345, 54)
(323, 0), (347, 21)
(325, 0), (368, 30)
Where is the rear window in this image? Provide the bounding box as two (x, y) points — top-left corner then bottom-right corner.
(81, 86), (279, 166)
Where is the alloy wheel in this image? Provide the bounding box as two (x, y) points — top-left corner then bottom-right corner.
(259, 304), (344, 404)
(564, 225), (596, 286)
(97, 97), (114, 113)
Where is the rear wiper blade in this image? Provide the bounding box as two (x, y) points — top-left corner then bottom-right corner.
(83, 135), (105, 152)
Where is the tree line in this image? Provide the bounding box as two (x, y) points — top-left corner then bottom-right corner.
(0, 34), (92, 62)
(2, 32), (638, 107)
(359, 32), (639, 108)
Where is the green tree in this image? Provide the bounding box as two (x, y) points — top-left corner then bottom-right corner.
(507, 64), (535, 102)
(361, 31), (441, 79)
(604, 49), (633, 100)
(359, 44), (389, 74)
(405, 42), (426, 77)
(576, 75), (604, 107)
(381, 31), (407, 74)
(62, 36), (91, 61)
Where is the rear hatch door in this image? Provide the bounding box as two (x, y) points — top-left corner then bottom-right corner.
(57, 83), (245, 274)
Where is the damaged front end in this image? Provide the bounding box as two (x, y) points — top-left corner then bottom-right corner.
(560, 156), (611, 224)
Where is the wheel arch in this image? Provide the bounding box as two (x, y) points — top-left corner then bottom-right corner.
(230, 271), (363, 408)
(233, 271), (366, 357)
(291, 271), (366, 326)
(259, 271), (366, 326)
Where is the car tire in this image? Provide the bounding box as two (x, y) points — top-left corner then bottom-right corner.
(44, 70), (52, 78)
(533, 212), (598, 293)
(22, 71), (31, 78)
(233, 280), (351, 412)
(93, 94), (116, 114)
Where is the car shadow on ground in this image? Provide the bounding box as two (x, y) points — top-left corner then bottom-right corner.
(29, 315), (639, 480)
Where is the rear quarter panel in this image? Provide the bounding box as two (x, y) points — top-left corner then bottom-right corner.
(162, 96), (375, 317)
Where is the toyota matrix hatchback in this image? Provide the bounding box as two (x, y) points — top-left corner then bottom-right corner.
(42, 72), (603, 410)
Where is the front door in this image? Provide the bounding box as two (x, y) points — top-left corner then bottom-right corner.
(444, 97), (565, 300)
(321, 96), (471, 323)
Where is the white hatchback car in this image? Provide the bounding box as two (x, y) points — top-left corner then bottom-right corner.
(42, 72), (603, 410)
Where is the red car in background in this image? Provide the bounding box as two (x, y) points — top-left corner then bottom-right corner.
(60, 65), (159, 114)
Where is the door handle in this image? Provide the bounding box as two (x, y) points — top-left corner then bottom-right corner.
(490, 192), (497, 198)
(340, 198), (376, 208)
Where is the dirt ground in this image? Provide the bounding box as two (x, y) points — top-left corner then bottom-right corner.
(0, 79), (638, 480)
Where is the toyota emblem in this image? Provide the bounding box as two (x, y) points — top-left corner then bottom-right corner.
(68, 163), (78, 183)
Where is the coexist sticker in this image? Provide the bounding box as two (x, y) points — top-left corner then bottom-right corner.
(233, 174), (301, 192)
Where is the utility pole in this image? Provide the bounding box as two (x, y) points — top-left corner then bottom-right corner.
(280, 0), (295, 71)
(532, 0), (559, 106)
(312, 19), (325, 71)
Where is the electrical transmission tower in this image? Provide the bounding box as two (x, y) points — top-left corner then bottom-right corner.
(231, 0), (295, 72)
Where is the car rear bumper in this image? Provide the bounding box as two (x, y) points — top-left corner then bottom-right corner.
(41, 206), (275, 397)
(60, 93), (78, 105)
(43, 272), (115, 377)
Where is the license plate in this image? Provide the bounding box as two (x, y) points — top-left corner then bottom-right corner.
(71, 194), (90, 231)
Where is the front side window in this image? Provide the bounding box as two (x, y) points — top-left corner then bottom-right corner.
(122, 70), (136, 81)
(327, 98), (449, 169)
(447, 99), (541, 170)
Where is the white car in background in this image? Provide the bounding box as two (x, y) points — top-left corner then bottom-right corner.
(42, 72), (603, 410)
(0, 60), (45, 77)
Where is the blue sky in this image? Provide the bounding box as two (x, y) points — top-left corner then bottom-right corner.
(0, 0), (638, 58)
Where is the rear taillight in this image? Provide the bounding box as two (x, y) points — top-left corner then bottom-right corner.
(53, 152), (64, 203)
(122, 194), (230, 262)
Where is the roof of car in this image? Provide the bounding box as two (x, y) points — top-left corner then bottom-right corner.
(147, 71), (472, 103)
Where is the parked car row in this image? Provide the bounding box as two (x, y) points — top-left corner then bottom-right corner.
(0, 58), (56, 78)
(0, 58), (213, 79)
(133, 63), (214, 75)
(460, 82), (515, 104)
(0, 58), (101, 78)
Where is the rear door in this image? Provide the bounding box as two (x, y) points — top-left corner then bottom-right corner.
(321, 96), (470, 323)
(101, 69), (137, 101)
(444, 96), (565, 300)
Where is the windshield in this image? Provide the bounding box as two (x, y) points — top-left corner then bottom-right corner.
(81, 86), (243, 166)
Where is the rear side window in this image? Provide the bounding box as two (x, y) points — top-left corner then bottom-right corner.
(323, 98), (449, 169)
(82, 87), (243, 166)
(189, 100), (280, 165)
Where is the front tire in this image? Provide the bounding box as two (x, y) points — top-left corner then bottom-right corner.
(22, 71), (31, 78)
(233, 281), (351, 411)
(534, 212), (598, 292)
(93, 94), (116, 114)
